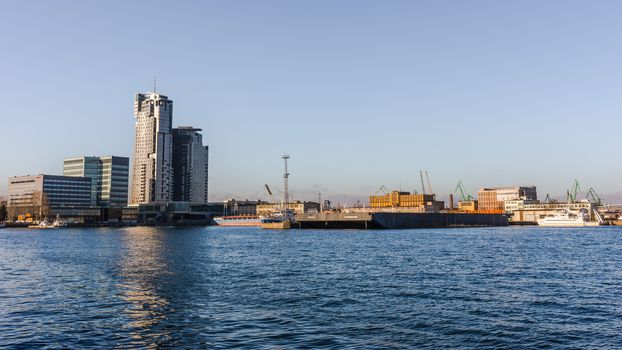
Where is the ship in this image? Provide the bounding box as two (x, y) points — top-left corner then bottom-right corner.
(295, 211), (509, 229)
(260, 209), (295, 229)
(213, 215), (262, 227)
(536, 209), (600, 227)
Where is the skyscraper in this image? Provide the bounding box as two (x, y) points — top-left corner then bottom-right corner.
(130, 92), (173, 204)
(172, 127), (209, 204)
(63, 156), (130, 208)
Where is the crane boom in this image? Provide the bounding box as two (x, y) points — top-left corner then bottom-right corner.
(586, 187), (603, 206)
(454, 181), (473, 201)
(425, 171), (433, 195)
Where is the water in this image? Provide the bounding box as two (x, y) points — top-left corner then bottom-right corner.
(1, 226), (621, 349)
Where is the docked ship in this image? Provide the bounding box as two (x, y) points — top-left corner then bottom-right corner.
(537, 209), (599, 227)
(260, 209), (295, 229)
(213, 215), (262, 227)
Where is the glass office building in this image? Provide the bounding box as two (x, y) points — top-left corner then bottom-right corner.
(7, 174), (93, 220)
(63, 156), (129, 208)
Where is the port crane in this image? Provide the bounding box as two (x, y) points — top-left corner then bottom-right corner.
(567, 179), (581, 203)
(375, 185), (389, 195)
(585, 187), (603, 206)
(264, 184), (279, 204)
(418, 170), (434, 195)
(454, 181), (474, 201)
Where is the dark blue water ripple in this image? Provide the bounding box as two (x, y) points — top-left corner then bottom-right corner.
(1, 226), (621, 349)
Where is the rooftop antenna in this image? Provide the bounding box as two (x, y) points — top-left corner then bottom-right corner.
(153, 76), (157, 93)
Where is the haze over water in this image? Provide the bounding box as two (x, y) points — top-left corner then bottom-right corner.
(1, 227), (621, 348)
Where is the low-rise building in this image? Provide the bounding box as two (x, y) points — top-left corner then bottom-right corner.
(478, 186), (537, 211)
(256, 201), (320, 216)
(7, 174), (98, 223)
(458, 200), (478, 212)
(511, 200), (596, 223)
(223, 199), (268, 216)
(369, 191), (444, 211)
(504, 199), (538, 213)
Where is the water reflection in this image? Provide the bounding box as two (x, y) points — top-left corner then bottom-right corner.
(116, 227), (173, 348)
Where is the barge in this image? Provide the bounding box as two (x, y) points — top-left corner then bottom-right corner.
(295, 212), (509, 229)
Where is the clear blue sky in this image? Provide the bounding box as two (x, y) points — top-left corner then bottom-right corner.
(1, 0), (621, 204)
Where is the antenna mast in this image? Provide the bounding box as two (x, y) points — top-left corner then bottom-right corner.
(282, 154), (290, 210)
(153, 76), (157, 93)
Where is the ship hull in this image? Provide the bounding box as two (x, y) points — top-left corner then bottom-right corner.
(295, 212), (509, 229)
(213, 216), (262, 227)
(536, 220), (600, 227)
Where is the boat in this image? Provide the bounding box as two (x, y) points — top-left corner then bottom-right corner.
(213, 215), (262, 227)
(28, 215), (66, 229)
(260, 209), (295, 229)
(28, 221), (58, 229)
(537, 209), (600, 227)
(0, 223), (5, 229)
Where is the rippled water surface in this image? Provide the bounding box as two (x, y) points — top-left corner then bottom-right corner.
(1, 226), (621, 349)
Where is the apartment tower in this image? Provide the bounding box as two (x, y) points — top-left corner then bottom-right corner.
(130, 92), (174, 204)
(172, 127), (209, 204)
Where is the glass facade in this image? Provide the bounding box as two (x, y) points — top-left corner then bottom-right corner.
(64, 156), (129, 208)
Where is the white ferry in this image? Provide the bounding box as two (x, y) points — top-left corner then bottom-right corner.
(537, 209), (599, 227)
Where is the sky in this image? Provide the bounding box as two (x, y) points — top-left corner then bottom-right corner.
(1, 0), (621, 204)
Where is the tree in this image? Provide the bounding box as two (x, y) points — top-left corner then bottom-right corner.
(0, 202), (6, 222)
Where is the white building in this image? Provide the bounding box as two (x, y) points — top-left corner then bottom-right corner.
(130, 92), (174, 205)
(495, 186), (537, 202)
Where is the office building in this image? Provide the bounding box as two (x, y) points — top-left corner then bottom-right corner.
(172, 127), (209, 204)
(64, 156), (129, 208)
(7, 174), (95, 221)
(130, 92), (173, 205)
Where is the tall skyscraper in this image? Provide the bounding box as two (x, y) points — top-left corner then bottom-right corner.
(63, 156), (130, 208)
(172, 127), (209, 204)
(130, 92), (173, 204)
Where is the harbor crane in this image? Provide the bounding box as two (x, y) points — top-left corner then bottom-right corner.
(425, 171), (433, 195)
(454, 181), (474, 201)
(585, 187), (603, 206)
(567, 179), (581, 203)
(375, 185), (389, 195)
(418, 170), (434, 195)
(264, 184), (277, 202)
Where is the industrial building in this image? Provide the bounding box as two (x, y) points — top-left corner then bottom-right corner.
(222, 199), (268, 216)
(369, 191), (444, 212)
(256, 201), (320, 216)
(478, 186), (537, 211)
